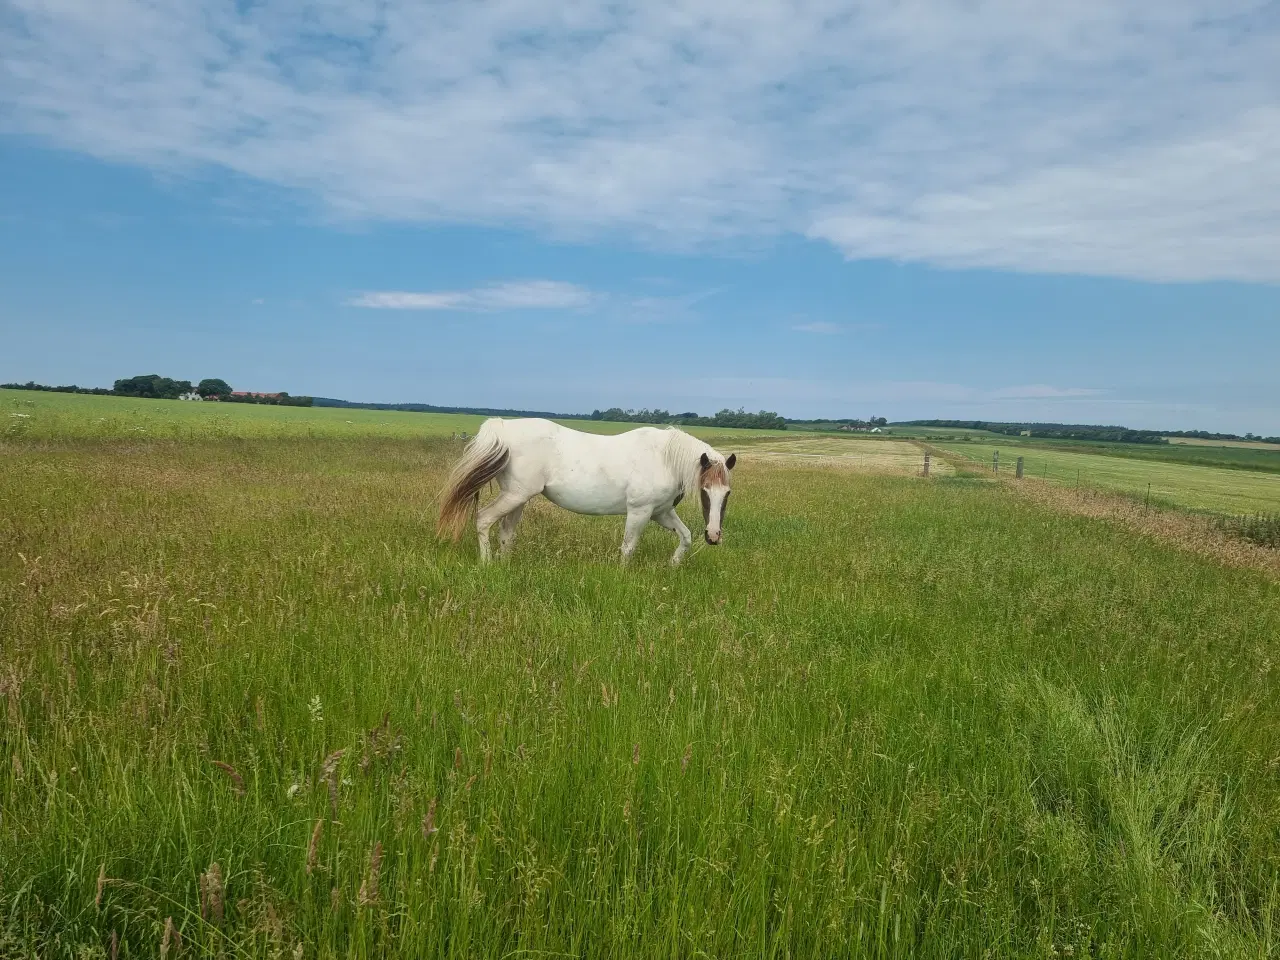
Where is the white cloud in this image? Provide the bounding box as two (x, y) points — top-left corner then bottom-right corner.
(348, 281), (595, 311)
(793, 321), (842, 335)
(3, 1), (1279, 281)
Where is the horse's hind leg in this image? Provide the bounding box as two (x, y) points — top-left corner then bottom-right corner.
(498, 503), (526, 557)
(476, 491), (527, 563)
(653, 508), (692, 565)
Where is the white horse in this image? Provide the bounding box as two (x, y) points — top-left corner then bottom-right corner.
(437, 418), (737, 564)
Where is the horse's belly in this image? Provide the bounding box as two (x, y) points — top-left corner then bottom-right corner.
(543, 482), (628, 516)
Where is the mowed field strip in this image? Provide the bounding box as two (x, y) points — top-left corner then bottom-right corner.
(729, 435), (954, 475)
(935, 440), (1280, 515)
(3, 392), (1280, 958)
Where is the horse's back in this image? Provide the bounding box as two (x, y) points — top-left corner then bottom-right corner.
(494, 419), (679, 515)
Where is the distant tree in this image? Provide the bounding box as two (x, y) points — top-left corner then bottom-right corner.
(196, 378), (232, 398)
(113, 374), (192, 399)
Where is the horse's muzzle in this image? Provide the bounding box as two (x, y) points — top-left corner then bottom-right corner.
(704, 532), (721, 545)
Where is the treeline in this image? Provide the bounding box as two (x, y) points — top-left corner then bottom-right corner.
(590, 408), (787, 430)
(313, 398), (587, 419)
(3, 376), (313, 406)
(1, 381), (113, 395)
(900, 420), (1154, 444)
(790, 416), (888, 430)
(1163, 429), (1280, 444)
(902, 420), (1280, 445)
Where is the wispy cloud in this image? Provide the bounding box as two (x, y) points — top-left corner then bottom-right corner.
(674, 378), (1105, 407)
(349, 281), (595, 311)
(3, 2), (1278, 282)
(986, 385), (1104, 400)
(792, 321), (843, 335)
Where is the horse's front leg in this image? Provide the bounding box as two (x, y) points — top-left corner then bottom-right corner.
(653, 508), (692, 565)
(619, 506), (653, 563)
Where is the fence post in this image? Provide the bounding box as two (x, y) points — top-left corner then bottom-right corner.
(922, 453), (930, 477)
(1015, 456), (1024, 479)
(992, 450), (999, 473)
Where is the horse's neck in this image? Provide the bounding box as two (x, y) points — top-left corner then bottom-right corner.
(663, 431), (709, 496)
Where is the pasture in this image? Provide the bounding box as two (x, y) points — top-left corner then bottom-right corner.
(2, 393), (1280, 959)
(934, 440), (1280, 516)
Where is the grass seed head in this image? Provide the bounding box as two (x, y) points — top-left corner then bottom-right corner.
(632, 743), (640, 766)
(306, 819), (323, 874)
(212, 761), (245, 797)
(95, 862), (106, 910)
(681, 743), (692, 774)
(423, 798), (438, 837)
(199, 862), (224, 925)
(160, 916), (179, 958)
(357, 842), (383, 906)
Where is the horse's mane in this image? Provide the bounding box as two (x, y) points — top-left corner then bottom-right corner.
(662, 428), (718, 498)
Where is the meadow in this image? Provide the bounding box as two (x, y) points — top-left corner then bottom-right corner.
(892, 426), (1280, 475)
(2, 393), (1280, 958)
(933, 440), (1280, 515)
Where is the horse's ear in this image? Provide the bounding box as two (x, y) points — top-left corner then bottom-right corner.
(726, 453), (737, 470)
(700, 452), (710, 470)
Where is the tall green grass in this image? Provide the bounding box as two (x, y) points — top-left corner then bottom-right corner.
(2, 432), (1279, 958)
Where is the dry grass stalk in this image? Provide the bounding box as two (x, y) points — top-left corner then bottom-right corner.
(454, 746), (463, 771)
(199, 862), (224, 925)
(357, 842), (383, 906)
(95, 862), (106, 910)
(306, 819), (324, 874)
(110, 930), (119, 960)
(320, 749), (345, 815)
(160, 916), (179, 958)
(422, 798), (438, 837)
(211, 761), (245, 797)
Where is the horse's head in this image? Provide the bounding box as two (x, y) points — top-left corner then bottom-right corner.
(699, 451), (737, 545)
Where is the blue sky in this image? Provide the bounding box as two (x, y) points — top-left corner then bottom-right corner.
(1, 1), (1277, 431)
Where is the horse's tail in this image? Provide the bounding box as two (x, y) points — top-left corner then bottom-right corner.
(436, 418), (510, 542)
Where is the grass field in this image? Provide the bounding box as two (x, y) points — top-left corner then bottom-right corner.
(896, 427), (1280, 476)
(3, 394), (1280, 958)
(1168, 438), (1280, 450)
(1, 390), (790, 444)
(935, 440), (1280, 515)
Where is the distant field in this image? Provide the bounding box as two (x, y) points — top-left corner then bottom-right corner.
(935, 440), (1280, 515)
(1168, 437), (1280, 450)
(0, 389), (788, 444)
(730, 435), (954, 475)
(4, 397), (1279, 958)
(905, 427), (1280, 475)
